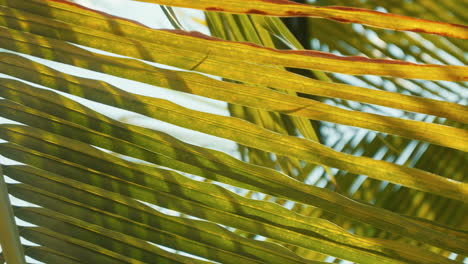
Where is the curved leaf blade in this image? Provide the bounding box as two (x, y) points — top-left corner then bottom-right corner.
(122, 0), (468, 39)
(0, 3), (466, 81)
(0, 165), (26, 264)
(0, 127), (467, 255)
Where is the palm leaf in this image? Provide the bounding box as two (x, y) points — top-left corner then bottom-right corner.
(0, 0), (466, 263)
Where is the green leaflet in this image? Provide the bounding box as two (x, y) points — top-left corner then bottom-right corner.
(206, 12), (330, 185)
(16, 212), (212, 264)
(0, 4), (466, 121)
(0, 79), (460, 262)
(0, 165), (26, 264)
(3, 149), (407, 264)
(0, 44), (467, 256)
(0, 55), (466, 200)
(3, 159), (452, 264)
(19, 226), (154, 264)
(14, 207), (216, 264)
(5, 164), (455, 264)
(0, 30), (466, 149)
(9, 183), (323, 264)
(0, 124), (467, 255)
(20, 247), (87, 264)
(0, 2), (468, 81)
(124, 0), (468, 39)
(293, 2), (468, 257)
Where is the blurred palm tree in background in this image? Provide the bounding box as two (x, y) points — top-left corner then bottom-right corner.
(0, 0), (467, 263)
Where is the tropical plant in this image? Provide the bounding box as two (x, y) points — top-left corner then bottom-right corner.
(0, 0), (467, 263)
